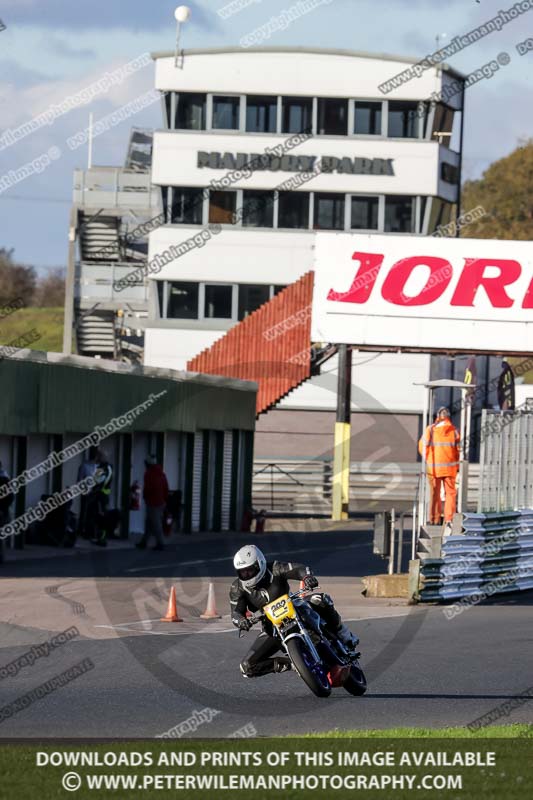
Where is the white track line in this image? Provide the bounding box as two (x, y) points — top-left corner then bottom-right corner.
(93, 610), (410, 636)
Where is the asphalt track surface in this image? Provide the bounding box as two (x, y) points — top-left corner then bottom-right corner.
(0, 529), (532, 737)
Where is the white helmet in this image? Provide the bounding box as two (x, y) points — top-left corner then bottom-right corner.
(233, 545), (267, 590)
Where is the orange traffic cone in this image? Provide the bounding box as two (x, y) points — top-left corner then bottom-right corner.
(161, 586), (183, 622)
(201, 582), (222, 619)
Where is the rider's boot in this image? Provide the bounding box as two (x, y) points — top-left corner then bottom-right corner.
(336, 624), (359, 653)
(273, 657), (292, 673)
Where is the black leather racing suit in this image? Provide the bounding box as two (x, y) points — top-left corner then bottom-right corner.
(230, 560), (343, 678)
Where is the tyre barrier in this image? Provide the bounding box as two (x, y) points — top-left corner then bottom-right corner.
(418, 509), (533, 602)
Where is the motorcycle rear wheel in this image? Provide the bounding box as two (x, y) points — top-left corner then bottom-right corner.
(286, 638), (331, 698)
(343, 662), (367, 696)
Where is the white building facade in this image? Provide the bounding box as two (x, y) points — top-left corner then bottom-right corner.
(144, 47), (465, 460)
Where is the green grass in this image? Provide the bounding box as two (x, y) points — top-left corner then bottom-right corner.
(0, 306), (64, 352)
(304, 724), (532, 738)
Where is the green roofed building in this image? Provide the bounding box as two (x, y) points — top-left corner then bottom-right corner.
(0, 351), (256, 553)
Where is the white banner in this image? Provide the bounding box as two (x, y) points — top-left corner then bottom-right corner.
(311, 233), (533, 353)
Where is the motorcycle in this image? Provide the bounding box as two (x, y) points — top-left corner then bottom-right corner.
(240, 587), (367, 698)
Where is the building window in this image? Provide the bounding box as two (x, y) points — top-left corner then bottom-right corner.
(317, 98), (348, 135)
(238, 284), (270, 321)
(441, 162), (459, 184)
(388, 101), (420, 138)
(176, 93), (206, 130)
(278, 191), (310, 229)
(351, 196), (379, 230)
(156, 281), (164, 316)
(431, 103), (455, 146)
(170, 188), (204, 224)
(209, 191), (237, 224)
(242, 190), (274, 227)
(246, 95), (278, 133)
(385, 196), (415, 233)
(354, 101), (382, 135)
(314, 193), (345, 230)
(273, 285), (286, 296)
(212, 95), (240, 130)
(167, 282), (199, 319)
(282, 97), (313, 134)
(161, 187), (170, 223)
(164, 93), (172, 129)
(204, 284), (233, 319)
(428, 199), (456, 234)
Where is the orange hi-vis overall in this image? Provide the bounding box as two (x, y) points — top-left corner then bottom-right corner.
(418, 420), (460, 524)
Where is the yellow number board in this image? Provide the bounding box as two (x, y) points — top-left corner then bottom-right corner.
(263, 594), (296, 625)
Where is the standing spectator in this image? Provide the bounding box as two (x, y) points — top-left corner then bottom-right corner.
(418, 406), (460, 536)
(0, 462), (14, 564)
(77, 446), (97, 538)
(89, 452), (113, 547)
(136, 455), (169, 552)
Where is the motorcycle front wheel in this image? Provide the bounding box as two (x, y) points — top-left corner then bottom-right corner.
(343, 661), (367, 696)
(286, 637), (331, 698)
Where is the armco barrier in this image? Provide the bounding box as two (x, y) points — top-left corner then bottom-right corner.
(419, 509), (533, 602)
(253, 459), (480, 515)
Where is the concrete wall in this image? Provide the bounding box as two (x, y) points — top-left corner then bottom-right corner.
(255, 409), (421, 463)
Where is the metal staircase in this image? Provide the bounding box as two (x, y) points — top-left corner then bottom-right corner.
(76, 312), (115, 357)
(80, 215), (120, 261)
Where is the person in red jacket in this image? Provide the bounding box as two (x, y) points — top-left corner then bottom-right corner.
(418, 406), (460, 536)
(136, 455), (169, 551)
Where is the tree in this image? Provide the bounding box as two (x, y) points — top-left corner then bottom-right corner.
(461, 139), (533, 240)
(0, 248), (37, 304)
(34, 267), (66, 307)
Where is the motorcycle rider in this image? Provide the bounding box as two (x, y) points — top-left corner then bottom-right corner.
(230, 544), (359, 678)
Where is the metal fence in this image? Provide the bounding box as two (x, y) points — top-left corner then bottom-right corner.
(478, 402), (533, 513)
(253, 458), (480, 515)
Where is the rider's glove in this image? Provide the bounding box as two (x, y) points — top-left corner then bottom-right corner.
(303, 574), (319, 590)
(237, 617), (252, 632)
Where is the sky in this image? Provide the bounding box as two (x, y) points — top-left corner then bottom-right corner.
(0, 0), (531, 271)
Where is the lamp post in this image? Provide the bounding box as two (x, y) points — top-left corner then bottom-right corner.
(174, 6), (191, 68)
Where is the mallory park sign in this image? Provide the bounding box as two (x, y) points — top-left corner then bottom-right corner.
(197, 151), (395, 176)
